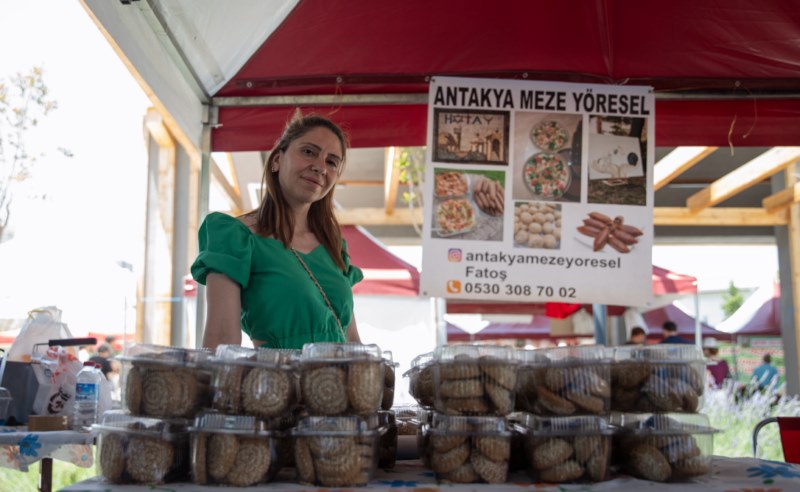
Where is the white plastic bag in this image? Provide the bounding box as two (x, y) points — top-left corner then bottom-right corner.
(31, 345), (84, 421)
(7, 307), (73, 362)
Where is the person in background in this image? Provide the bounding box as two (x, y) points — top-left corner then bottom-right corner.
(752, 353), (780, 391)
(626, 326), (646, 345)
(702, 337), (730, 388)
(191, 113), (363, 350)
(659, 320), (693, 344)
(89, 344), (115, 379)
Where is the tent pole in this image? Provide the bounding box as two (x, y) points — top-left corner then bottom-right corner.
(592, 305), (608, 346)
(194, 115), (213, 349)
(694, 285), (702, 348)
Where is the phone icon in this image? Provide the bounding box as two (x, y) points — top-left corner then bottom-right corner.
(446, 280), (462, 294)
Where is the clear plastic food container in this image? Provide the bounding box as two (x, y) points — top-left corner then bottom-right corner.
(404, 351), (435, 408)
(424, 413), (511, 484)
(291, 415), (383, 487)
(432, 345), (519, 416)
(381, 351), (398, 410)
(188, 412), (287, 486)
(517, 413), (613, 482)
(517, 345), (611, 416)
(92, 411), (189, 484)
(611, 413), (717, 482)
(118, 343), (212, 419)
(394, 404), (422, 436)
(298, 343), (384, 415)
(506, 412), (530, 472)
(207, 345), (299, 420)
(611, 345), (705, 413)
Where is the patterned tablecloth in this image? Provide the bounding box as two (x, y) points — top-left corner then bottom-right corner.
(61, 456), (800, 492)
(0, 427), (94, 472)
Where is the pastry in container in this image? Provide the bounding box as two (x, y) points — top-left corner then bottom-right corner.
(611, 412), (717, 482)
(404, 351), (435, 408)
(207, 345), (299, 419)
(291, 415), (383, 487)
(366, 410), (396, 469)
(298, 343), (384, 415)
(514, 348), (548, 412)
(517, 413), (613, 482)
(92, 411), (189, 484)
(432, 345), (519, 416)
(424, 413), (511, 484)
(611, 345), (705, 412)
(381, 350), (399, 410)
(518, 345), (611, 416)
(119, 343), (212, 419)
(188, 412), (287, 486)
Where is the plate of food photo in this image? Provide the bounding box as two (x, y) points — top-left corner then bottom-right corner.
(434, 170), (469, 198)
(530, 120), (570, 152)
(522, 152), (571, 200)
(435, 198), (476, 237)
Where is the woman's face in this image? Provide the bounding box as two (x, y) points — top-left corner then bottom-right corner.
(273, 127), (343, 210)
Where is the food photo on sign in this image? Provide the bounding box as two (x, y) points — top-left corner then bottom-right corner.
(587, 115), (648, 205)
(432, 168), (505, 241)
(512, 112), (582, 204)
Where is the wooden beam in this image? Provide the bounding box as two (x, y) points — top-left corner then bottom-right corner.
(384, 147), (401, 216)
(654, 146), (716, 191)
(144, 109), (175, 149)
(786, 166), (800, 395)
(654, 207), (788, 226)
(687, 147), (800, 212)
(210, 157), (244, 215)
(335, 207), (422, 225)
(763, 182), (800, 214)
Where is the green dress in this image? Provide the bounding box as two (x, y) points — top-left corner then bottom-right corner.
(191, 212), (363, 349)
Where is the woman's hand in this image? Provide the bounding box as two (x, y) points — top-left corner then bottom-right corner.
(203, 272), (243, 349)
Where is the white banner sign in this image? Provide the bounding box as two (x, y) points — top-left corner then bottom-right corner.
(420, 76), (655, 307)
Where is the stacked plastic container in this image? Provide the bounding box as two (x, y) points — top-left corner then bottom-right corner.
(93, 410), (190, 484)
(93, 344), (211, 484)
(416, 345), (518, 483)
(188, 412), (289, 486)
(610, 344), (716, 482)
(292, 342), (388, 486)
(515, 345), (614, 484)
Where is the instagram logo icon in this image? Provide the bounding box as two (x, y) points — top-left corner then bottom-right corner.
(448, 248), (462, 262)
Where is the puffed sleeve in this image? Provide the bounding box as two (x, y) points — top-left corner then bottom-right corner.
(191, 212), (253, 288)
(341, 240), (364, 286)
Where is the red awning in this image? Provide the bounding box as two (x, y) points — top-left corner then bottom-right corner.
(717, 281), (782, 337)
(642, 304), (728, 340)
(211, 0), (800, 151)
(340, 225), (420, 296)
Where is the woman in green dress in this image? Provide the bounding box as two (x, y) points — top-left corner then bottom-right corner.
(191, 114), (363, 349)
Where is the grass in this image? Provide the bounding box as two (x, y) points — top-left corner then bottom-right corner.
(0, 461), (95, 492)
(701, 380), (800, 461)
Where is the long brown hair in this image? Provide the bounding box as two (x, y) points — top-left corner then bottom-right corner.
(253, 113), (349, 271)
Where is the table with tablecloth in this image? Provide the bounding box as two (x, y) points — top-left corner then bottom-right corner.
(0, 427), (93, 472)
(61, 456), (800, 492)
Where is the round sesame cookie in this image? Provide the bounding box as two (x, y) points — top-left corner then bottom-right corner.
(207, 433), (239, 482)
(628, 444), (672, 482)
(431, 442), (470, 474)
(126, 436), (174, 484)
(532, 438), (573, 470)
(224, 437), (271, 486)
(242, 367), (292, 418)
(99, 433), (126, 483)
(470, 449), (508, 483)
(303, 365), (348, 415)
(347, 361), (383, 413)
(539, 459), (583, 483)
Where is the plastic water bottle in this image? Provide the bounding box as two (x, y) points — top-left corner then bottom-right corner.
(74, 361), (101, 431)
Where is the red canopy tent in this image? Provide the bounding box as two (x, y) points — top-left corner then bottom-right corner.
(208, 0), (800, 151)
(642, 303), (728, 341)
(340, 225), (420, 296)
(717, 281), (782, 336)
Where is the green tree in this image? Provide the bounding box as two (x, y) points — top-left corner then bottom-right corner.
(721, 280), (745, 318)
(0, 67), (64, 242)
